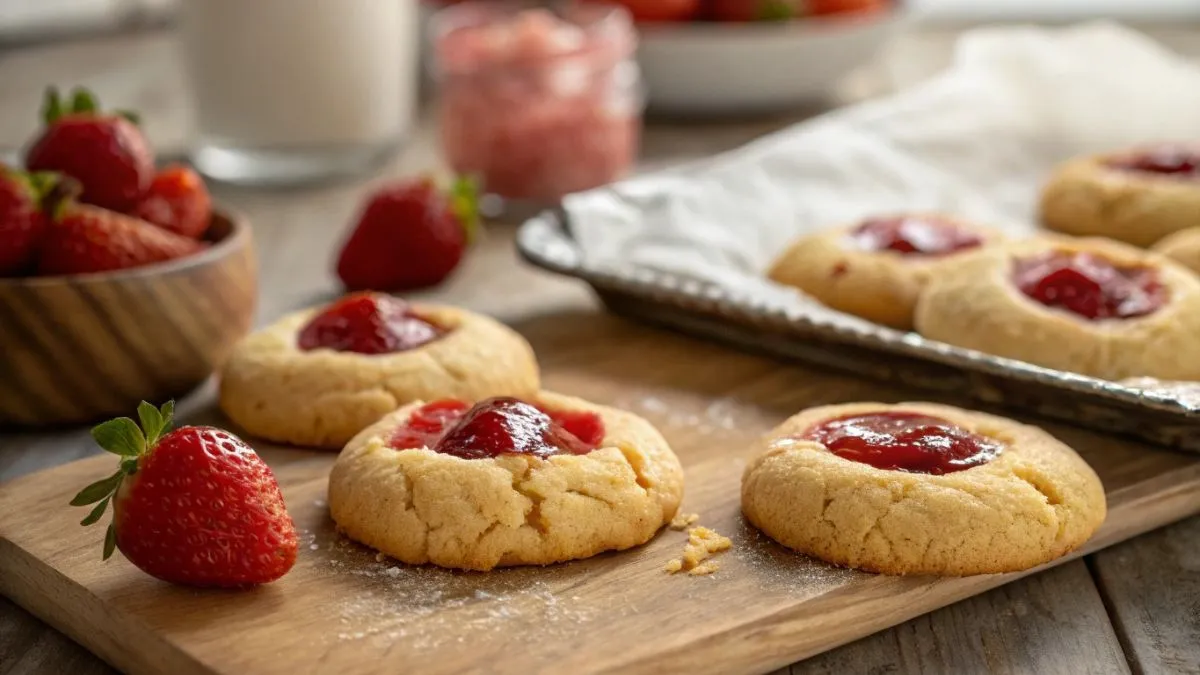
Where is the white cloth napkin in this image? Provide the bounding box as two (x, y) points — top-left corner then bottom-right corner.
(563, 23), (1200, 298)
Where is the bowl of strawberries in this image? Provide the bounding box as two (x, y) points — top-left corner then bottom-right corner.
(421, 0), (907, 113)
(0, 87), (256, 428)
(617, 0), (908, 114)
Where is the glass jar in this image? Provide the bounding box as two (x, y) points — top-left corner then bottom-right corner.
(430, 1), (643, 208)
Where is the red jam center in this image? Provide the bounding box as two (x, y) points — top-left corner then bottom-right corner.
(388, 397), (605, 460)
(1110, 147), (1200, 177)
(1012, 251), (1166, 321)
(846, 216), (984, 256)
(802, 411), (1002, 475)
(297, 293), (444, 355)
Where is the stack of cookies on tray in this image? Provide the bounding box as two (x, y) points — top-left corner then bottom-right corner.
(769, 144), (1200, 383)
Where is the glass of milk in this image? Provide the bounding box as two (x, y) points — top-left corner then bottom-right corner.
(180, 0), (418, 186)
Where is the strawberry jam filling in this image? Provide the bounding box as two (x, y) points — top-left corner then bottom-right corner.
(1109, 147), (1200, 178)
(846, 216), (984, 256)
(388, 397), (605, 459)
(1012, 251), (1166, 320)
(298, 293), (444, 355)
(801, 411), (1002, 475)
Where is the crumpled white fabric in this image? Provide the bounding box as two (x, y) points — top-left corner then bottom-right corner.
(563, 23), (1200, 298)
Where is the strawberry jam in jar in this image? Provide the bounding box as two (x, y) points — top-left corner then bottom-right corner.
(431, 1), (642, 206)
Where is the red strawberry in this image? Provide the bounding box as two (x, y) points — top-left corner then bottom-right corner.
(25, 86), (154, 212)
(71, 401), (298, 588)
(0, 166), (61, 276)
(38, 203), (205, 276)
(336, 176), (478, 291)
(133, 164), (212, 239)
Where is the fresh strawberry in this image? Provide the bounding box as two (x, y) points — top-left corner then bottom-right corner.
(25, 86), (154, 212)
(37, 202), (205, 276)
(132, 164), (212, 239)
(336, 176), (478, 292)
(0, 166), (61, 276)
(71, 401), (298, 588)
(706, 0), (804, 21)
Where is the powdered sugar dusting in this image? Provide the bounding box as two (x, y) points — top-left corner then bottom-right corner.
(300, 528), (598, 651)
(734, 525), (859, 595)
(615, 394), (766, 436)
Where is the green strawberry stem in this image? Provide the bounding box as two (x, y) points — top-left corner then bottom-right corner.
(40, 85), (140, 127)
(41, 87), (64, 127)
(70, 400), (175, 560)
(449, 174), (481, 246)
(0, 165), (77, 221)
(757, 0), (797, 20)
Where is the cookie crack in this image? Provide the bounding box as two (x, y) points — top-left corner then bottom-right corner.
(475, 520), (504, 546)
(1011, 467), (1064, 506)
(615, 444), (653, 493)
(401, 470), (416, 512)
(509, 465), (549, 536)
(565, 488), (618, 510)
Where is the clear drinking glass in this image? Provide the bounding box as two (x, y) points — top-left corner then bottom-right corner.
(180, 0), (418, 186)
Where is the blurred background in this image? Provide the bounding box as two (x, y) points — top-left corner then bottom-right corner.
(2, 0), (1200, 203)
(3, 0), (1199, 45)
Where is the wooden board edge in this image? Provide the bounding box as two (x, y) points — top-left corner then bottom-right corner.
(0, 539), (210, 675)
(600, 465), (1200, 674)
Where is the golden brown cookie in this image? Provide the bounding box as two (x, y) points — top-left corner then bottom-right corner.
(914, 237), (1200, 381)
(1151, 226), (1200, 275)
(328, 391), (684, 571)
(1040, 146), (1200, 247)
(741, 402), (1106, 576)
(219, 293), (539, 449)
(767, 214), (1003, 329)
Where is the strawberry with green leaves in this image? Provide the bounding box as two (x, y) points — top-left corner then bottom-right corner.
(335, 175), (479, 292)
(26, 86), (154, 212)
(72, 401), (298, 588)
(0, 165), (62, 276)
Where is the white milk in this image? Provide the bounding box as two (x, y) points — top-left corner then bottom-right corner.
(180, 0), (418, 184)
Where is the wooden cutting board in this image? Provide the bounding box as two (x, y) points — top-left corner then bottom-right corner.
(3, 320), (1199, 675)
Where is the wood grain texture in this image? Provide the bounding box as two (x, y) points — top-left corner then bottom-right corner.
(0, 212), (256, 427)
(1090, 517), (1200, 675)
(0, 597), (117, 675)
(1, 313), (1198, 675)
(782, 561), (1130, 675)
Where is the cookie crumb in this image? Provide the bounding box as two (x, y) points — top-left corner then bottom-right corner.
(669, 512), (699, 530)
(665, 526), (732, 575)
(375, 552), (387, 563)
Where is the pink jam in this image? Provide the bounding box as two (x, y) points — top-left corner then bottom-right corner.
(1109, 147), (1200, 178)
(432, 3), (641, 203)
(846, 216), (984, 256)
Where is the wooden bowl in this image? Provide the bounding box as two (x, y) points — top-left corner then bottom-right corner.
(0, 210), (257, 427)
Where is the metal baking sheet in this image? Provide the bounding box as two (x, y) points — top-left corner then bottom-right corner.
(516, 207), (1200, 453)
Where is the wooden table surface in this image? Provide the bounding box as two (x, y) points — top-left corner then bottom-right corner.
(2, 24), (1199, 675)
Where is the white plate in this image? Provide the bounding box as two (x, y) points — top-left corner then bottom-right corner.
(636, 7), (911, 114)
